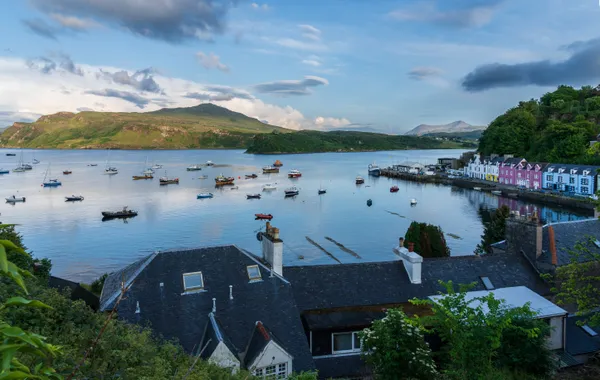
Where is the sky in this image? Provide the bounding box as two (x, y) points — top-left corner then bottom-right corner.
(1, 0), (600, 133)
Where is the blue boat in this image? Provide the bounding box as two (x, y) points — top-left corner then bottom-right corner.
(42, 164), (62, 187)
(197, 193), (214, 199)
(0, 168), (9, 174)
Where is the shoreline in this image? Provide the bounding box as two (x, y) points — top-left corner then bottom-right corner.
(380, 169), (597, 214)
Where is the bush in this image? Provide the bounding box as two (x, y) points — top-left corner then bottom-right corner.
(405, 221), (450, 257)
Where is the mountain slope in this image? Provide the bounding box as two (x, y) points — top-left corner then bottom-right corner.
(405, 120), (486, 136)
(0, 104), (289, 149)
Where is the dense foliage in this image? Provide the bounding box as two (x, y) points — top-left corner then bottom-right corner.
(359, 309), (438, 380)
(476, 205), (511, 254)
(404, 221), (450, 258)
(478, 85), (600, 164)
(246, 130), (468, 154)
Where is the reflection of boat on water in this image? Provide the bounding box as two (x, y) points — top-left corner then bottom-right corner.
(368, 163), (380, 176)
(6, 195), (25, 203)
(285, 186), (299, 197)
(263, 166), (279, 174)
(102, 206), (138, 220)
(197, 193), (214, 199)
(65, 195), (84, 202)
(491, 190), (502, 195)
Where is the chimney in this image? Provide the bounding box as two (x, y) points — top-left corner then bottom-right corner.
(261, 222), (283, 276)
(229, 285), (233, 300)
(548, 226), (558, 266)
(393, 243), (423, 284)
(504, 213), (543, 260)
(212, 298), (216, 313)
(135, 301), (140, 314)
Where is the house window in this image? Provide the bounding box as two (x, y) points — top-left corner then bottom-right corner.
(569, 177), (575, 184)
(254, 363), (287, 379)
(546, 175), (553, 182)
(247, 265), (262, 281)
(581, 186), (589, 194)
(182, 271), (204, 291)
(581, 178), (589, 186)
(558, 177), (563, 183)
(332, 332), (361, 354)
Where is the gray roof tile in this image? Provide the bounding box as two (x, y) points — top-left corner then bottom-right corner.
(540, 219), (600, 267)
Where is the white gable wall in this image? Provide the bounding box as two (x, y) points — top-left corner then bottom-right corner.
(209, 342), (241, 372)
(548, 316), (564, 350)
(250, 340), (293, 376)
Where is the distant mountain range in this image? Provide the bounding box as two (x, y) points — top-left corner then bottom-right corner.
(404, 120), (486, 136)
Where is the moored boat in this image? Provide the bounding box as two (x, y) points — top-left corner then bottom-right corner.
(206, 160), (214, 166)
(263, 183), (277, 191)
(133, 174), (153, 180)
(473, 187), (482, 191)
(410, 198), (418, 205)
(368, 163), (381, 176)
(197, 193), (214, 199)
(247, 194), (261, 199)
(88, 163), (98, 167)
(159, 176), (179, 185)
(273, 160), (283, 167)
(491, 190), (502, 195)
(6, 153), (16, 156)
(215, 174), (235, 186)
(288, 169), (302, 178)
(187, 165), (203, 171)
(0, 168), (9, 174)
(63, 170), (72, 175)
(198, 175), (208, 179)
(5, 195), (25, 203)
(318, 188), (327, 194)
(101, 206), (138, 219)
(152, 164), (163, 169)
(42, 164), (61, 187)
(245, 174), (258, 179)
(255, 213), (273, 220)
(390, 185), (399, 193)
(356, 176), (365, 184)
(263, 166), (279, 174)
(367, 199), (373, 207)
(285, 186), (299, 197)
(104, 167), (118, 175)
(65, 195), (84, 202)
(32, 158), (40, 164)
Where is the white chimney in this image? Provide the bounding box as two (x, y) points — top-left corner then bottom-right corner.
(261, 222), (283, 276)
(212, 298), (216, 313)
(393, 243), (423, 284)
(229, 285), (233, 300)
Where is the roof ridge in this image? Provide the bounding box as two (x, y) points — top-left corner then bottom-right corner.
(543, 218), (598, 228)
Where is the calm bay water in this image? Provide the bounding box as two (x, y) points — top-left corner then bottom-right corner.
(0, 149), (590, 282)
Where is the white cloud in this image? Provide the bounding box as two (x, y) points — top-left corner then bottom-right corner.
(49, 13), (97, 30)
(196, 51), (229, 72)
(251, 3), (270, 10)
(302, 55), (321, 67)
(271, 38), (328, 52)
(0, 56), (349, 131)
(299, 24), (321, 41)
(389, 1), (500, 28)
(313, 116), (351, 129)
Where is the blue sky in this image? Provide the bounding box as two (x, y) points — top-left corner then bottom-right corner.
(1, 0), (600, 132)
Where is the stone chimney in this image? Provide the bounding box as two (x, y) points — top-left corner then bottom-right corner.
(505, 212), (543, 263)
(393, 241), (423, 284)
(261, 222), (283, 276)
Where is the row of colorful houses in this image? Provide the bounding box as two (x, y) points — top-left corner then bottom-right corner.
(464, 154), (600, 196)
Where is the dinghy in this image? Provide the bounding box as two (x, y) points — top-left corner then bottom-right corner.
(6, 195), (25, 203)
(197, 193), (214, 199)
(65, 195), (84, 202)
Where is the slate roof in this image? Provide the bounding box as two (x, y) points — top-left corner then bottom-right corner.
(244, 321), (287, 368)
(314, 355), (368, 379)
(566, 315), (600, 356)
(502, 157), (525, 167)
(48, 276), (99, 310)
(284, 252), (549, 312)
(100, 245), (314, 373)
(545, 164), (600, 175)
(539, 219), (600, 267)
(199, 313), (238, 360)
(490, 156), (505, 164)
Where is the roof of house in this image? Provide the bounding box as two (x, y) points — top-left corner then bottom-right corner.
(243, 321), (286, 368)
(48, 275), (99, 310)
(429, 286), (567, 318)
(199, 312), (239, 360)
(545, 164), (600, 175)
(539, 219), (600, 267)
(566, 315), (600, 356)
(490, 157), (506, 164)
(502, 157), (526, 166)
(100, 245), (314, 373)
(284, 252), (549, 313)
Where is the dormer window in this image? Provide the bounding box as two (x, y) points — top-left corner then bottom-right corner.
(183, 271), (204, 291)
(247, 265), (262, 281)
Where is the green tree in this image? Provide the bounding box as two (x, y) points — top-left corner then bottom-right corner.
(476, 206), (511, 254)
(405, 221), (450, 258)
(359, 308), (438, 380)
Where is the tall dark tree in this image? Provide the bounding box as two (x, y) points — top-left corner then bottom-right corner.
(405, 221), (450, 258)
(476, 206), (511, 254)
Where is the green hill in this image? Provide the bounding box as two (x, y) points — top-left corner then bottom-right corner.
(0, 104), (288, 149)
(479, 85), (600, 164)
(246, 130), (468, 154)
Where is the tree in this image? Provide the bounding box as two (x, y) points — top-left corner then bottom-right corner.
(476, 206), (511, 254)
(359, 308), (438, 380)
(405, 221), (450, 258)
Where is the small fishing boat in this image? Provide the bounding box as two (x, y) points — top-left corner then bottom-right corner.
(88, 164), (98, 167)
(215, 174), (235, 186)
(42, 165), (62, 187)
(159, 172), (179, 185)
(197, 193), (214, 199)
(187, 165), (203, 171)
(132, 174), (153, 180)
(104, 167), (118, 175)
(285, 186), (299, 197)
(390, 185), (399, 193)
(6, 195), (25, 203)
(288, 169), (302, 178)
(273, 160), (283, 167)
(473, 187), (482, 191)
(368, 163), (381, 176)
(206, 160), (214, 166)
(245, 174), (258, 179)
(101, 206), (138, 220)
(65, 195), (84, 202)
(367, 199), (373, 207)
(152, 164), (163, 169)
(22, 164), (33, 171)
(255, 213), (273, 220)
(356, 176), (365, 184)
(263, 184), (277, 191)
(63, 170), (72, 175)
(263, 166), (279, 174)
(198, 175), (208, 179)
(5, 153), (16, 156)
(410, 198), (418, 205)
(247, 194), (261, 199)
(491, 190), (502, 195)
(12, 167), (26, 173)
(0, 168), (9, 175)
(318, 188), (327, 194)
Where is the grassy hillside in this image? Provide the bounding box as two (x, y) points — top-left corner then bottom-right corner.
(246, 130), (468, 154)
(479, 85), (600, 164)
(0, 104), (288, 149)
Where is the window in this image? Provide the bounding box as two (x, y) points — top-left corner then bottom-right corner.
(581, 178), (589, 185)
(480, 276), (494, 290)
(254, 363), (287, 379)
(247, 265), (262, 281)
(569, 177), (575, 184)
(558, 177), (563, 183)
(182, 272), (204, 291)
(582, 186), (589, 194)
(581, 325), (598, 337)
(332, 332), (361, 354)
(546, 175), (553, 182)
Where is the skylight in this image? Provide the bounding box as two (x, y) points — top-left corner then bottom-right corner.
(581, 325), (598, 337)
(183, 271), (204, 291)
(247, 265), (262, 281)
(594, 239), (600, 249)
(480, 276), (495, 290)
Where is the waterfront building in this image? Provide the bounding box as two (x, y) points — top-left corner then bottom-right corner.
(499, 157), (526, 186)
(485, 156), (505, 182)
(542, 164), (600, 195)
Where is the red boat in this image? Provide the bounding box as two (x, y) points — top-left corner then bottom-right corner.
(255, 213), (273, 220)
(390, 186), (399, 193)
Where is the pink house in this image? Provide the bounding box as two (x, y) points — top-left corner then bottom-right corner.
(499, 158), (526, 186)
(525, 163), (547, 190)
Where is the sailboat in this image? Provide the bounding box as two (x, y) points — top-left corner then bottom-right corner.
(133, 156), (153, 180)
(42, 164), (62, 187)
(13, 150), (28, 172)
(104, 151), (118, 175)
(32, 152), (40, 164)
(318, 181), (326, 194)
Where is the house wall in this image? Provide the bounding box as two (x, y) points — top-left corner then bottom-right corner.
(249, 341), (292, 376)
(548, 316), (565, 350)
(209, 342), (241, 372)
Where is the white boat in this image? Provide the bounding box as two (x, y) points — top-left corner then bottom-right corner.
(206, 160), (214, 166)
(491, 190), (502, 195)
(356, 175), (365, 184)
(198, 175), (208, 179)
(285, 186), (299, 197)
(410, 198), (418, 205)
(197, 193), (214, 199)
(152, 164), (162, 170)
(143, 168), (154, 175)
(263, 184), (277, 191)
(288, 169), (302, 178)
(6, 195), (26, 203)
(104, 151), (118, 175)
(13, 150), (29, 172)
(187, 164), (203, 171)
(0, 168), (9, 174)
(368, 163), (380, 176)
(473, 187), (482, 191)
(32, 159), (40, 164)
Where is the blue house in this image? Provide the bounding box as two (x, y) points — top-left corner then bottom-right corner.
(542, 164), (600, 196)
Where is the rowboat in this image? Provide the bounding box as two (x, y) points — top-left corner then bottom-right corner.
(197, 193), (214, 199)
(63, 170), (72, 175)
(245, 174), (258, 179)
(65, 195), (84, 202)
(247, 194), (262, 199)
(255, 213), (273, 220)
(102, 207), (137, 220)
(6, 195), (25, 203)
(206, 160), (214, 166)
(410, 198), (418, 205)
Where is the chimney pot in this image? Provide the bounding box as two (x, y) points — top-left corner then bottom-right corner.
(392, 246), (422, 284)
(135, 301), (140, 314)
(212, 298), (216, 313)
(229, 285), (233, 300)
(408, 242), (414, 252)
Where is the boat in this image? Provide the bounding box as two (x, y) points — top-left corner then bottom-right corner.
(473, 187), (482, 191)
(491, 190), (502, 195)
(132, 174), (153, 180)
(255, 213), (273, 220)
(367, 199), (373, 207)
(104, 151), (118, 175)
(22, 164), (33, 170)
(206, 161), (214, 166)
(143, 168), (154, 175)
(13, 151), (29, 172)
(0, 168), (9, 175)
(356, 176), (365, 184)
(88, 164), (98, 167)
(410, 198), (418, 205)
(245, 174), (258, 179)
(12, 167), (26, 173)
(65, 195), (84, 202)
(197, 193), (214, 199)
(198, 175), (208, 179)
(390, 185), (399, 193)
(263, 184), (277, 191)
(32, 158), (40, 164)
(6, 195), (26, 203)
(288, 169), (302, 178)
(5, 153), (16, 156)
(285, 186), (299, 197)
(215, 174), (235, 186)
(368, 163), (381, 176)
(63, 170), (72, 175)
(263, 166), (279, 174)
(101, 206), (138, 219)
(152, 164), (163, 170)
(273, 160), (283, 167)
(42, 164), (62, 187)
(247, 194), (262, 199)
(159, 172), (179, 185)
(318, 189), (327, 194)
(187, 165), (203, 171)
